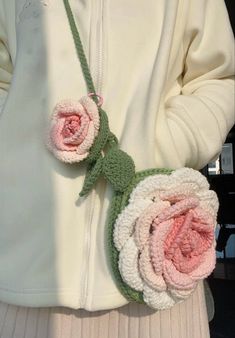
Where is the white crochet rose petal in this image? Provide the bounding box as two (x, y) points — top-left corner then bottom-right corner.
(113, 199), (152, 251)
(129, 174), (172, 203)
(197, 190), (219, 220)
(118, 237), (144, 292)
(143, 284), (176, 310)
(139, 243), (167, 291)
(171, 167), (210, 191)
(169, 287), (195, 301)
(159, 183), (200, 201)
(52, 99), (84, 117)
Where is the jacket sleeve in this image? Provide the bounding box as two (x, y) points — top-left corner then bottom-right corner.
(0, 1), (12, 114)
(158, 0), (235, 170)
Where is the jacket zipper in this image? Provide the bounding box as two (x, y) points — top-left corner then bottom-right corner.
(79, 0), (104, 309)
(79, 189), (95, 308)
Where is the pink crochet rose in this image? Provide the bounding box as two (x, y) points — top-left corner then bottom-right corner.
(45, 96), (100, 163)
(113, 168), (219, 310)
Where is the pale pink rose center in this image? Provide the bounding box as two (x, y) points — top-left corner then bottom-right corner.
(163, 212), (212, 257)
(61, 115), (81, 138)
(156, 211), (214, 274)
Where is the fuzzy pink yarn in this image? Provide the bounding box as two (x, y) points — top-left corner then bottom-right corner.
(113, 167), (219, 309)
(142, 196), (215, 291)
(45, 96), (100, 163)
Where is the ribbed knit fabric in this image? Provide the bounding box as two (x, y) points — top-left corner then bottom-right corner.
(0, 282), (209, 338)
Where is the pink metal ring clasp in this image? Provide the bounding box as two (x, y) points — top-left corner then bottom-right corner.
(88, 93), (104, 107)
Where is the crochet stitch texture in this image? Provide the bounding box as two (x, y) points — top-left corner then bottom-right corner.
(44, 0), (220, 311)
(110, 168), (218, 309)
(45, 96), (100, 163)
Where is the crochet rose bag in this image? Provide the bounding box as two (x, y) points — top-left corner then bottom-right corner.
(45, 0), (219, 310)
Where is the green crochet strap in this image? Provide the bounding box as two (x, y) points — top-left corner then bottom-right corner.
(63, 0), (119, 153)
(85, 107), (111, 163)
(63, 0), (175, 306)
(63, 0), (97, 99)
(63, 3), (128, 159)
(106, 168), (173, 303)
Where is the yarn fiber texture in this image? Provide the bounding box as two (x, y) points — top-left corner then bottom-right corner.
(106, 168), (173, 304)
(107, 168), (218, 310)
(47, 0), (220, 312)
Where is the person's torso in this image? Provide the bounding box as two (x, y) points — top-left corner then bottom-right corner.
(0, 0), (188, 310)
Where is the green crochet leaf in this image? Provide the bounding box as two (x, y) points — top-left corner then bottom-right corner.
(79, 156), (103, 197)
(106, 168), (173, 304)
(102, 148), (135, 192)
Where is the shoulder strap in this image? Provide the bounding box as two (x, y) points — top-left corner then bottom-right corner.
(63, 0), (97, 99)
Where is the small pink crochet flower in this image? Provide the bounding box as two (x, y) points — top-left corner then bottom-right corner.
(113, 168), (219, 310)
(45, 96), (100, 163)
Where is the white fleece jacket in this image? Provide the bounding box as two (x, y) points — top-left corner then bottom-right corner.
(0, 0), (234, 311)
